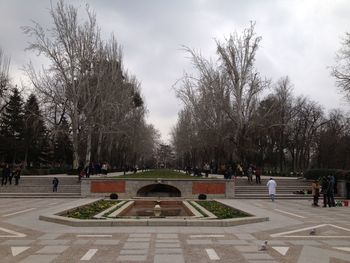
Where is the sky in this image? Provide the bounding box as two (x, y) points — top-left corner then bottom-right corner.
(1, 0), (350, 142)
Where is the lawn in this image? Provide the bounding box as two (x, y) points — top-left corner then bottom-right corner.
(196, 201), (251, 219)
(116, 169), (212, 179)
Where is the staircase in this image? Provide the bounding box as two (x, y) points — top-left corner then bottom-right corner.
(0, 175), (81, 198)
(234, 177), (313, 199)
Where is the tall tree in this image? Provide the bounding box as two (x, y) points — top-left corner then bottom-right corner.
(0, 88), (24, 163)
(23, 94), (48, 167)
(332, 32), (350, 101)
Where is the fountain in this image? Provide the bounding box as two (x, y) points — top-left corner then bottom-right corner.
(153, 204), (162, 217)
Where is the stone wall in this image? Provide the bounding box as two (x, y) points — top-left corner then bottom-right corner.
(81, 178), (235, 199)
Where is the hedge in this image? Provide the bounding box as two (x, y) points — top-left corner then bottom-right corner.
(304, 169), (350, 181)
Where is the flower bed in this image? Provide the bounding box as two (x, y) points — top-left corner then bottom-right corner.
(65, 200), (118, 219)
(196, 201), (251, 219)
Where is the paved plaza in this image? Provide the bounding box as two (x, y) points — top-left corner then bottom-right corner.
(0, 198), (350, 262)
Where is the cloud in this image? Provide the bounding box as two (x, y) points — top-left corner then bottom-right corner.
(0, 0), (349, 143)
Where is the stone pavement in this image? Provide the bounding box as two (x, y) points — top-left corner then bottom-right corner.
(0, 198), (350, 262)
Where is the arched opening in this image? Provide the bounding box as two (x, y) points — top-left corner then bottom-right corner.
(137, 184), (181, 197)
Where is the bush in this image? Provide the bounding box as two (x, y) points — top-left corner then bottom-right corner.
(304, 169), (350, 181)
(198, 194), (207, 200)
(110, 193), (118, 199)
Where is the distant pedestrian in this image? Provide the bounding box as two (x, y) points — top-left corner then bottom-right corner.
(52, 177), (59, 192)
(14, 166), (21, 185)
(1, 164), (10, 186)
(266, 178), (277, 202)
(327, 175), (335, 207)
(8, 168), (13, 185)
(101, 162), (108, 175)
(255, 168), (261, 184)
(247, 166), (253, 184)
(311, 180), (320, 206)
(321, 176), (329, 207)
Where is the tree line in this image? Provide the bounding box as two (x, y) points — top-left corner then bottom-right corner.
(172, 23), (350, 174)
(0, 1), (160, 170)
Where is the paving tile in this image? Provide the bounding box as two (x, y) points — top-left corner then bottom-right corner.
(217, 240), (249, 245)
(127, 238), (150, 242)
(36, 245), (69, 254)
(129, 234), (151, 238)
(155, 243), (181, 248)
(289, 240), (321, 246)
(155, 248), (183, 254)
(117, 255), (147, 261)
(155, 239), (179, 243)
(120, 249), (149, 255)
(235, 233), (256, 240)
(1, 240), (35, 245)
(235, 245), (259, 252)
(242, 253), (274, 260)
(93, 239), (119, 245)
(123, 242), (149, 249)
(38, 233), (62, 240)
(186, 239), (213, 245)
(38, 240), (70, 245)
(157, 234), (178, 239)
(73, 239), (90, 245)
(18, 255), (58, 263)
(154, 254), (185, 263)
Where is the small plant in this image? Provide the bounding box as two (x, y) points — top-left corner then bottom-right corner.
(198, 194), (207, 200)
(110, 193), (118, 199)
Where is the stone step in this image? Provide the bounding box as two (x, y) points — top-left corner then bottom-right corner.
(0, 193), (82, 198)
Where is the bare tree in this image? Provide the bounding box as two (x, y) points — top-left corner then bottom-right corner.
(332, 32), (350, 101)
(0, 47), (11, 113)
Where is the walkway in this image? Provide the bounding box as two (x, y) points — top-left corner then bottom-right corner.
(0, 198), (349, 262)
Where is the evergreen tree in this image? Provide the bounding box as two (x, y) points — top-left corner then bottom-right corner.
(0, 88), (24, 163)
(23, 94), (48, 167)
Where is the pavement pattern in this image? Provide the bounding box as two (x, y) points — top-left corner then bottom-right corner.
(0, 198), (350, 262)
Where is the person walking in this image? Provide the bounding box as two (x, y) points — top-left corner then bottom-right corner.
(14, 166), (21, 185)
(311, 180), (320, 206)
(321, 176), (329, 207)
(1, 164), (10, 186)
(266, 178), (277, 202)
(255, 168), (261, 184)
(8, 167), (14, 185)
(327, 175), (335, 207)
(52, 177), (59, 192)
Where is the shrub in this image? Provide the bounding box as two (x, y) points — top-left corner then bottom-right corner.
(198, 194), (207, 200)
(110, 193), (118, 199)
(304, 169), (350, 181)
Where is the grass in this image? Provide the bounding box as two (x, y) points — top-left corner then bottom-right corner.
(195, 201), (251, 219)
(116, 169), (212, 179)
(65, 200), (118, 219)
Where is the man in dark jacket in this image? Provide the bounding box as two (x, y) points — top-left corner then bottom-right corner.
(52, 177), (59, 192)
(321, 176), (329, 207)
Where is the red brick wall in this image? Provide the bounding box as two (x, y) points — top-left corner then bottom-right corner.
(91, 181), (126, 193)
(192, 182), (225, 194)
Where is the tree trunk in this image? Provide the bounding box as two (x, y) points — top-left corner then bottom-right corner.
(96, 129), (103, 162)
(85, 125), (92, 166)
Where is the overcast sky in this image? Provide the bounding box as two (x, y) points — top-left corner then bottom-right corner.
(1, 0), (350, 142)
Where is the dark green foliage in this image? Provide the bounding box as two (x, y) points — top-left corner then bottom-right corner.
(198, 194), (207, 200)
(0, 88), (24, 163)
(23, 94), (49, 167)
(65, 200), (118, 219)
(304, 169), (350, 181)
(110, 193), (118, 199)
(53, 117), (73, 167)
(196, 201), (251, 219)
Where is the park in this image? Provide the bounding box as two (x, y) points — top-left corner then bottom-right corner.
(1, 0), (350, 262)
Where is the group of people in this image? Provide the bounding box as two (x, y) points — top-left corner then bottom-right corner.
(184, 163), (262, 183)
(1, 163), (22, 186)
(78, 161), (109, 181)
(311, 175), (336, 207)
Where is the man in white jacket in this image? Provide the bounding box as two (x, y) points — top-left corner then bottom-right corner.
(266, 178), (277, 202)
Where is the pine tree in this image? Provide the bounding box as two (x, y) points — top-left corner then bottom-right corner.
(23, 94), (48, 167)
(0, 88), (24, 163)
